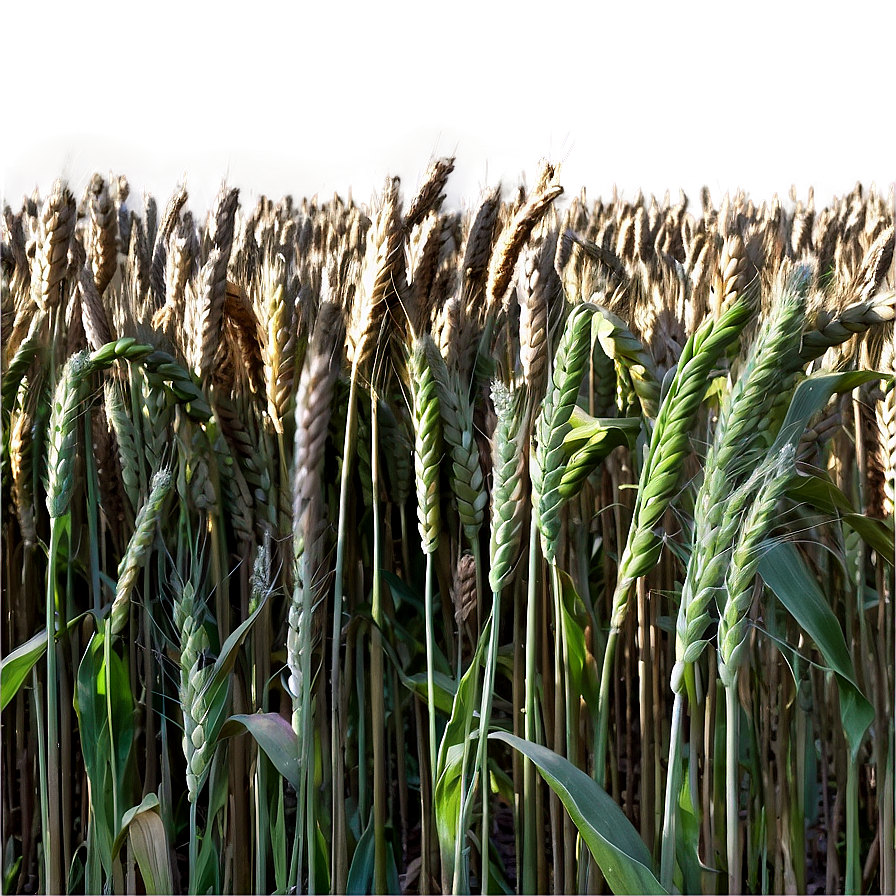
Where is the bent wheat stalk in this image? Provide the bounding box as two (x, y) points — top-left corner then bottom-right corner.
(596, 282), (755, 786)
(44, 350), (91, 895)
(718, 447), (794, 894)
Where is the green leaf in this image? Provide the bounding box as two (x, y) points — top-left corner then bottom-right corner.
(564, 406), (641, 450)
(557, 570), (586, 702)
(759, 541), (873, 759)
(219, 713), (300, 790)
(314, 820), (332, 895)
(1, 630), (47, 712)
(559, 410), (640, 499)
(74, 631), (136, 876)
(195, 828), (220, 896)
(4, 856), (22, 895)
(112, 794), (157, 858)
(347, 825), (400, 896)
(381, 569), (425, 615)
(434, 628), (488, 890)
(2, 608), (105, 711)
(346, 818), (375, 895)
(676, 775), (704, 895)
(489, 732), (666, 895)
(787, 472), (894, 562)
(202, 595), (268, 701)
(771, 370), (884, 455)
(191, 596), (269, 761)
(401, 671), (457, 715)
(271, 781), (287, 894)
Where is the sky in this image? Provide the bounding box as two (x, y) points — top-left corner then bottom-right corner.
(1, 0), (893, 217)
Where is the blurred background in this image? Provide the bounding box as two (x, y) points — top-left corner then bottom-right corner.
(2, 0), (893, 214)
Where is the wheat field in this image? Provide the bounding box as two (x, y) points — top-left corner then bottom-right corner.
(1, 162), (893, 895)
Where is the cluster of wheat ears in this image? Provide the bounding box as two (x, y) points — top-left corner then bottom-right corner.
(1, 161), (893, 896)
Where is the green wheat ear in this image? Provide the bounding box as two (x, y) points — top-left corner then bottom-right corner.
(423, 337), (487, 541)
(110, 468), (173, 636)
(532, 301), (596, 563)
(718, 445), (794, 686)
(609, 292), (755, 630)
(488, 379), (528, 593)
(175, 580), (213, 803)
(46, 351), (91, 520)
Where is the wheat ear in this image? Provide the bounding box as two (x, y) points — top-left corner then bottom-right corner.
(594, 292), (754, 786)
(2, 310), (46, 417)
(150, 181), (188, 302)
(32, 180), (76, 311)
(451, 552), (477, 625)
(487, 168), (563, 309)
(488, 380), (528, 593)
(86, 174), (120, 296)
(519, 232), (560, 402)
(800, 289), (895, 364)
(410, 335), (443, 554)
(110, 469), (173, 635)
(46, 351), (91, 519)
(192, 247), (228, 380)
(347, 177), (405, 371)
(77, 266), (113, 352)
(711, 233), (749, 318)
(408, 212), (444, 335)
(257, 252), (296, 434)
(424, 338), (487, 541)
(854, 223), (895, 301)
(532, 302), (595, 562)
(175, 581), (212, 802)
(9, 385), (37, 546)
(593, 304), (662, 419)
(609, 291), (754, 624)
(871, 344), (895, 517)
(405, 156), (455, 231)
(699, 283), (807, 531)
(461, 186), (501, 298)
(718, 446), (795, 685)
